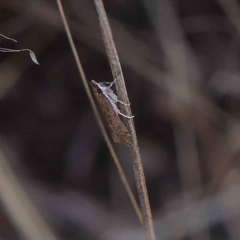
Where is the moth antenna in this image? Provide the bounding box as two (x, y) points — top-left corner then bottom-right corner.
(98, 82), (112, 85)
(98, 79), (117, 88)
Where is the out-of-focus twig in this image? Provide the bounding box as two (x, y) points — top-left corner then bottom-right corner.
(142, 1), (211, 240)
(217, 0), (240, 36)
(0, 150), (58, 240)
(18, 170), (240, 240)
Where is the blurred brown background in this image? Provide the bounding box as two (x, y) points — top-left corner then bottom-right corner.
(0, 0), (240, 239)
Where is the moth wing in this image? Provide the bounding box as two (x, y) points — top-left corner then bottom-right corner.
(109, 118), (132, 146)
(98, 95), (132, 146)
(91, 82), (132, 146)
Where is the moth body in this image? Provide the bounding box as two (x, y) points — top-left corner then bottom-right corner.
(91, 80), (133, 146)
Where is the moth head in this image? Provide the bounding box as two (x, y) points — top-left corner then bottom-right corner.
(91, 80), (103, 94)
(91, 80), (98, 87)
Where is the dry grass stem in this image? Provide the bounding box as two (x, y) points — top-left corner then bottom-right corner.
(93, 1), (156, 240)
(0, 150), (57, 240)
(55, 0), (142, 224)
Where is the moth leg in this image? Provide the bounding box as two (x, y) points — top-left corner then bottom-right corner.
(108, 99), (134, 119)
(105, 92), (130, 106)
(109, 78), (117, 88)
(99, 78), (117, 88)
(117, 110), (134, 119)
(116, 99), (131, 106)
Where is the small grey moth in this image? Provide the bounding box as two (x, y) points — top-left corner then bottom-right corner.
(91, 80), (133, 146)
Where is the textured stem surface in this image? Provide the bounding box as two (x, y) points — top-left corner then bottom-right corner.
(94, 1), (156, 239)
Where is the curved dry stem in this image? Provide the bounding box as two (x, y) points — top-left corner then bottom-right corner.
(55, 0), (142, 225)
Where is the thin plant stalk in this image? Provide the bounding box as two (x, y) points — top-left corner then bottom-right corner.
(55, 0), (142, 225)
(93, 1), (156, 240)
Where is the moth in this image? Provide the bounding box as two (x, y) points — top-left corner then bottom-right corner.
(91, 80), (133, 146)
